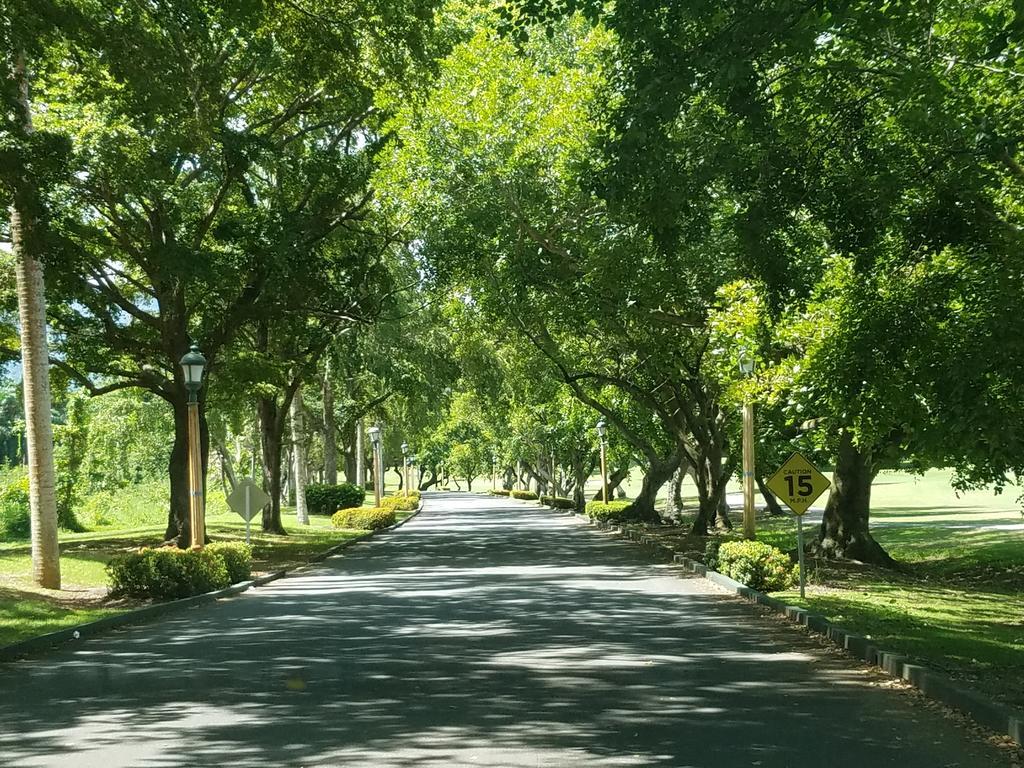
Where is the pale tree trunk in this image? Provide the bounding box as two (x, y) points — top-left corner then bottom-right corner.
(355, 419), (365, 488)
(322, 363), (337, 485)
(11, 52), (59, 589)
(291, 385), (309, 525)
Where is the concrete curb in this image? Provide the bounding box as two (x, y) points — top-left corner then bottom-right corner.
(0, 501), (426, 664)
(533, 500), (1024, 747)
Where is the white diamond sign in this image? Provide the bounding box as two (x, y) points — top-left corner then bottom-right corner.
(227, 478), (271, 523)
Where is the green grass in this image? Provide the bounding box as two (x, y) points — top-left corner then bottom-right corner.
(0, 480), (411, 648)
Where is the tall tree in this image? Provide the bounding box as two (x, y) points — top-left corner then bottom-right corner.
(36, 0), (440, 544)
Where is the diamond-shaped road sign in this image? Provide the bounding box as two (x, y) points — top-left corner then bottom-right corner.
(227, 478), (271, 522)
(766, 452), (831, 516)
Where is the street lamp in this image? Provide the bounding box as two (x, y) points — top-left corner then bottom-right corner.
(368, 424), (382, 507)
(401, 442), (409, 498)
(596, 419), (608, 504)
(491, 452), (498, 491)
(739, 350), (756, 540)
(179, 343), (207, 549)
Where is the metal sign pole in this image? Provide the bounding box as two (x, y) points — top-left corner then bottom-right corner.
(245, 484), (251, 545)
(797, 514), (806, 598)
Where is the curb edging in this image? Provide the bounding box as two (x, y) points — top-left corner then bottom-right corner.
(528, 498), (1024, 747)
(0, 501), (426, 663)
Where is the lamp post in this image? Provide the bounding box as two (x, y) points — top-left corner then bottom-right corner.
(179, 343), (207, 549)
(491, 452), (497, 491)
(401, 442), (409, 498)
(739, 350), (756, 540)
(596, 419), (608, 504)
(368, 425), (382, 507)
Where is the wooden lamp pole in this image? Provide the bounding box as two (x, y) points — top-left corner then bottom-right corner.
(179, 344), (207, 549)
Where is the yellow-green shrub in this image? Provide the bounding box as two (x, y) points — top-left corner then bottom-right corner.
(716, 540), (796, 592)
(205, 542), (253, 584)
(510, 489), (538, 500)
(331, 506), (397, 530)
(381, 493), (419, 511)
(106, 543), (252, 600)
(584, 499), (634, 522)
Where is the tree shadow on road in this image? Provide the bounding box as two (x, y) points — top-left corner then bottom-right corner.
(0, 494), (1008, 768)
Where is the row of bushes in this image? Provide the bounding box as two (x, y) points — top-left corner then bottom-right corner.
(331, 490), (421, 530)
(106, 542), (253, 600)
(705, 540), (796, 592)
(306, 483), (365, 516)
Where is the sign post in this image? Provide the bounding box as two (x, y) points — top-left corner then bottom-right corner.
(765, 452), (831, 598)
(227, 478), (272, 545)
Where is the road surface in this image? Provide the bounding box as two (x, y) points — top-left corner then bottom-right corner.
(0, 493), (1010, 767)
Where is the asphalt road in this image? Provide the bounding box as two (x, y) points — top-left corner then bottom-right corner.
(0, 493), (1010, 767)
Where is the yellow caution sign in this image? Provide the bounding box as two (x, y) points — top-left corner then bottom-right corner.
(766, 452), (830, 516)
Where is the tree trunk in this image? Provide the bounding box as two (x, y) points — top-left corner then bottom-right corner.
(590, 464), (629, 501)
(214, 434), (238, 493)
(813, 431), (895, 566)
(354, 419), (365, 487)
(466, 476), (473, 492)
(690, 453), (731, 535)
(10, 51), (59, 588)
(758, 474), (785, 516)
(419, 467), (438, 490)
(665, 461), (688, 521)
(631, 453), (678, 523)
(259, 396), (287, 535)
(291, 385), (309, 525)
(322, 364), (337, 485)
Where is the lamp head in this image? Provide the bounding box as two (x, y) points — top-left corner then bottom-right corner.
(738, 350), (756, 376)
(179, 344), (207, 394)
(368, 425), (381, 445)
(596, 419), (606, 439)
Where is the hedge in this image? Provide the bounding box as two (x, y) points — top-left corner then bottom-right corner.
(716, 540), (796, 593)
(510, 489), (539, 500)
(331, 506), (396, 530)
(381, 493), (419, 512)
(306, 483), (366, 516)
(540, 495), (574, 509)
(584, 499), (634, 522)
(106, 542), (252, 600)
(490, 489), (511, 496)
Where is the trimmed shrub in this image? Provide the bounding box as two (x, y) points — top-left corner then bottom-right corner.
(510, 489), (539, 500)
(105, 545), (253, 600)
(205, 542), (253, 584)
(490, 489), (511, 496)
(380, 494), (419, 512)
(540, 495), (575, 509)
(331, 506), (397, 530)
(306, 483), (366, 516)
(585, 499), (634, 522)
(716, 540), (797, 593)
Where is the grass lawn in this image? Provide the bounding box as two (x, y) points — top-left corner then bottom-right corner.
(0, 486), (414, 649)
(620, 468), (1024, 709)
